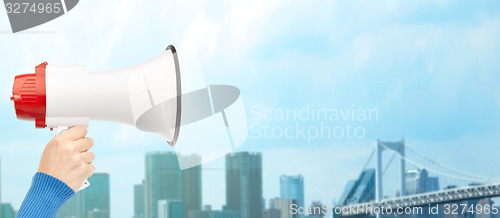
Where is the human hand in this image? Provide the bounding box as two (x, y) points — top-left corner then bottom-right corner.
(38, 126), (95, 192)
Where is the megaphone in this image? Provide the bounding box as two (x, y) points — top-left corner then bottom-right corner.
(10, 45), (182, 190)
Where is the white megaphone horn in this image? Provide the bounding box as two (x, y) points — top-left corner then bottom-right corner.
(10, 45), (182, 190)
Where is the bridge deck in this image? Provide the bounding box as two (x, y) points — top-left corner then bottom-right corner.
(339, 182), (500, 216)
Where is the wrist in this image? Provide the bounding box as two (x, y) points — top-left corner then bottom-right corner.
(31, 172), (75, 201)
(17, 172), (75, 217)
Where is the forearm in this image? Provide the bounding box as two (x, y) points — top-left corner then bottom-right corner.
(17, 172), (75, 218)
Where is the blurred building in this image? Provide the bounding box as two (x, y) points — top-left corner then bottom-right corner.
(83, 173), (110, 218)
(405, 168), (440, 195)
(269, 198), (299, 218)
(1, 203), (16, 218)
(226, 152), (263, 218)
(263, 208), (281, 218)
(337, 180), (355, 205)
(0, 158), (3, 215)
(188, 205), (241, 218)
(57, 191), (84, 218)
(57, 173), (110, 218)
(405, 169), (429, 195)
(428, 177), (440, 192)
(182, 155), (202, 217)
(87, 208), (109, 218)
(338, 169), (375, 205)
(158, 199), (183, 218)
(134, 180), (145, 218)
(307, 201), (326, 218)
(280, 175), (304, 210)
(145, 152), (182, 218)
(0, 157), (3, 217)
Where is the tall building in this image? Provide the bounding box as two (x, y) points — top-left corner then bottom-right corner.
(188, 205), (241, 218)
(337, 180), (355, 205)
(145, 152), (182, 218)
(269, 198), (299, 218)
(182, 155), (202, 217)
(338, 169), (375, 205)
(280, 175), (304, 209)
(405, 168), (440, 195)
(1, 203), (15, 218)
(57, 191), (85, 218)
(226, 152), (263, 218)
(87, 209), (109, 218)
(158, 200), (183, 218)
(307, 201), (327, 218)
(405, 169), (428, 195)
(57, 173), (110, 218)
(428, 177), (440, 192)
(134, 180), (146, 218)
(84, 173), (110, 218)
(1, 157), (2, 216)
(262, 208), (281, 218)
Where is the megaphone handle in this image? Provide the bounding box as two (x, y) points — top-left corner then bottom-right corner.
(56, 126), (91, 191)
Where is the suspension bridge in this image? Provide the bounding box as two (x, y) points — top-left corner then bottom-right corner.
(336, 139), (500, 217)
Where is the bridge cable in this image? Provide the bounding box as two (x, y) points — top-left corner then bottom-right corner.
(383, 152), (397, 175)
(361, 149), (375, 173)
(379, 142), (496, 183)
(403, 144), (499, 182)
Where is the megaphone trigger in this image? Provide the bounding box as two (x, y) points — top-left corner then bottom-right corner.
(56, 126), (69, 135)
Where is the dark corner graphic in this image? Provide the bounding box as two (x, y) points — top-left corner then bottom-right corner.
(3, 0), (79, 33)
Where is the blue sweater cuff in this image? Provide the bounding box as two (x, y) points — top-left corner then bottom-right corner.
(16, 172), (75, 218)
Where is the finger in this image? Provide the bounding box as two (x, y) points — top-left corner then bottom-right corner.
(87, 164), (96, 178)
(59, 126), (88, 141)
(76, 137), (94, 152)
(81, 152), (95, 164)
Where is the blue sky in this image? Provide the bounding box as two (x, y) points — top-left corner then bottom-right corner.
(1, 0), (500, 217)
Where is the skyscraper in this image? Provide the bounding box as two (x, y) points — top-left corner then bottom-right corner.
(87, 209), (109, 218)
(57, 189), (85, 218)
(279, 175), (304, 209)
(338, 169), (375, 205)
(188, 205), (241, 218)
(145, 152), (182, 218)
(58, 173), (110, 218)
(337, 180), (355, 205)
(84, 173), (110, 218)
(427, 177), (440, 192)
(405, 169), (429, 195)
(1, 157), (2, 216)
(1, 203), (15, 218)
(269, 198), (299, 218)
(182, 155), (202, 217)
(226, 152), (263, 218)
(308, 201), (327, 218)
(134, 180), (145, 218)
(262, 208), (281, 218)
(158, 200), (183, 218)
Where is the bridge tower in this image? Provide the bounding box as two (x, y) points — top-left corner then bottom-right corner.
(376, 139), (406, 204)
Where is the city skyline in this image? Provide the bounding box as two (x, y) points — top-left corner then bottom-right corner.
(2, 142), (500, 218)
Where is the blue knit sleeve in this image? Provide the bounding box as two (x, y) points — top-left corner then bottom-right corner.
(16, 172), (75, 218)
